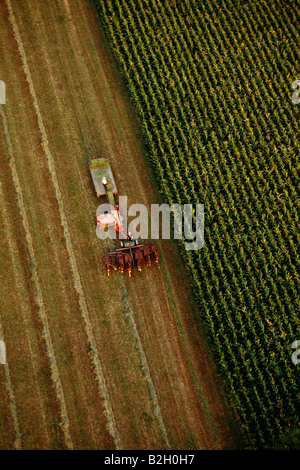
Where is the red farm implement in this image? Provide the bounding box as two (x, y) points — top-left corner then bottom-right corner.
(89, 156), (159, 276)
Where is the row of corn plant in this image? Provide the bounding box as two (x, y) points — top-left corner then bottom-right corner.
(93, 0), (300, 448)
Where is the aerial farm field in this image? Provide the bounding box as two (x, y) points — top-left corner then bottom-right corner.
(0, 0), (237, 450)
(0, 0), (299, 452)
(94, 0), (300, 449)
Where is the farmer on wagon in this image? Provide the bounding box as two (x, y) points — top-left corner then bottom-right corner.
(102, 176), (109, 191)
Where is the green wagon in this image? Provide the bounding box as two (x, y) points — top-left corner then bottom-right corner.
(89, 156), (118, 199)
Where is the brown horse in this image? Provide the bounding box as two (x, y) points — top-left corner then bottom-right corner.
(150, 244), (159, 264)
(103, 254), (116, 277)
(116, 253), (125, 274)
(123, 252), (133, 277)
(133, 249), (143, 271)
(142, 245), (152, 267)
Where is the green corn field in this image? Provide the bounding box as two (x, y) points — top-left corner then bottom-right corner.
(94, 0), (300, 448)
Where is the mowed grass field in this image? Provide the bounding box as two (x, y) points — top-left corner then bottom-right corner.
(94, 0), (300, 449)
(0, 0), (237, 450)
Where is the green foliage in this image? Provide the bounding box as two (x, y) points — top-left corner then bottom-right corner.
(93, 0), (300, 448)
(270, 427), (300, 450)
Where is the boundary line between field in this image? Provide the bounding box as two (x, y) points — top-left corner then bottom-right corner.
(4, 0), (122, 450)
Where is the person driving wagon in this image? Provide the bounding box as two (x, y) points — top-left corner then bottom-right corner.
(102, 176), (109, 191)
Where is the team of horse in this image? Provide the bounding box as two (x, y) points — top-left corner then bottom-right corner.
(103, 244), (159, 277)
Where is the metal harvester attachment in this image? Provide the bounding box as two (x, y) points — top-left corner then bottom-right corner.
(89, 156), (159, 276)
